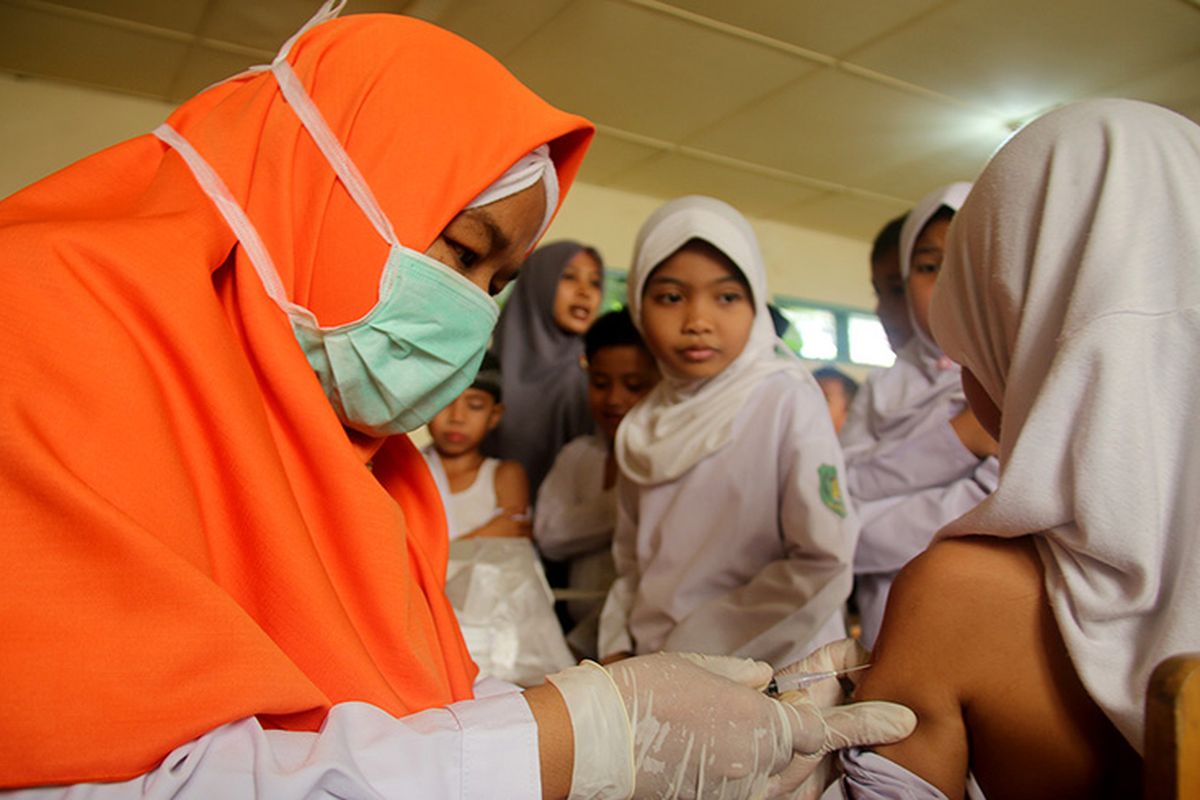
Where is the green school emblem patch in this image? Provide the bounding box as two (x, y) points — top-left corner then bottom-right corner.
(818, 464), (847, 518)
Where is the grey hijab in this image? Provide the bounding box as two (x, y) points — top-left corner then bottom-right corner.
(486, 240), (602, 499)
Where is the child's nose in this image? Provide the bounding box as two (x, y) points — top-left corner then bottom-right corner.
(682, 305), (713, 333)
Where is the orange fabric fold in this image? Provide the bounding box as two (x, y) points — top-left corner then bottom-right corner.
(0, 14), (592, 787)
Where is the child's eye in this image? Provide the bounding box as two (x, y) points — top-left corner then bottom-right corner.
(653, 291), (682, 305)
(912, 261), (940, 275)
(590, 377), (611, 390)
(717, 291), (745, 304)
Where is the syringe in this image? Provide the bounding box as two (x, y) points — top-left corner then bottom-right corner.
(765, 664), (870, 697)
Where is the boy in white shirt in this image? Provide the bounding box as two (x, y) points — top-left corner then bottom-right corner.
(535, 309), (659, 657)
(422, 353), (530, 540)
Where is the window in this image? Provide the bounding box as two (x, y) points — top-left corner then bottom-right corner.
(777, 306), (838, 361)
(847, 312), (895, 367)
(774, 297), (896, 367)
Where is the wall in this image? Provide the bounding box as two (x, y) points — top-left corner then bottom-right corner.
(0, 70), (874, 312)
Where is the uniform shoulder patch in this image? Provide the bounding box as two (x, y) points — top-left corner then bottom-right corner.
(818, 464), (847, 518)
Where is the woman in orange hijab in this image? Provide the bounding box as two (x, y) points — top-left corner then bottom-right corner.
(0, 4), (913, 798)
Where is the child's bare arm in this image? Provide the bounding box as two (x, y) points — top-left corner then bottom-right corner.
(493, 460), (530, 514)
(852, 541), (971, 799)
(855, 536), (1140, 800)
(461, 461), (531, 539)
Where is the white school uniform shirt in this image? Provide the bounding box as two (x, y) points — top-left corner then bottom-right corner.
(840, 346), (999, 648)
(4, 679), (540, 800)
(599, 370), (856, 668)
(534, 434), (618, 599)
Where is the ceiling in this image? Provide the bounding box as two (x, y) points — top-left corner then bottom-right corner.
(2, 0), (1198, 241)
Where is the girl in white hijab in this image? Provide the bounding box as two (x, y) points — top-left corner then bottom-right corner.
(597, 195), (857, 668)
(828, 98), (1195, 800)
(840, 183), (1000, 648)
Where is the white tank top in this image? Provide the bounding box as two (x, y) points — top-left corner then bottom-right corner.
(447, 458), (501, 540)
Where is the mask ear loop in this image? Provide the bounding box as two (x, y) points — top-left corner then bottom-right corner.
(269, 58), (399, 253)
(152, 123), (321, 325)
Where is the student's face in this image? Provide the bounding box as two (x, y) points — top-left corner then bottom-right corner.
(871, 247), (913, 352)
(905, 215), (951, 340)
(425, 182), (546, 297)
(587, 345), (661, 440)
(639, 248), (755, 381)
(962, 368), (1002, 442)
(552, 250), (604, 335)
(427, 388), (502, 457)
(816, 376), (850, 434)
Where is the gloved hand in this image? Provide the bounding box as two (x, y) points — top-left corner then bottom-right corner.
(548, 650), (909, 800)
(765, 639), (917, 799)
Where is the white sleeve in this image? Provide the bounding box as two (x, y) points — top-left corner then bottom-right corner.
(843, 413), (981, 504)
(853, 455), (999, 575)
(5, 693), (541, 800)
(534, 441), (616, 562)
(596, 476), (638, 658)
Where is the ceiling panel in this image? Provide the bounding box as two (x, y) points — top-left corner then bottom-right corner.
(662, 0), (946, 58)
(1102, 53), (1200, 125)
(779, 191), (912, 241)
(199, 0), (332, 52)
(856, 128), (1007, 200)
(166, 46), (267, 102)
(503, 0), (819, 142)
(43, 0), (210, 33)
(688, 67), (992, 194)
(0, 3), (186, 96)
(574, 130), (665, 184)
(420, 0), (574, 59)
(850, 0), (1200, 121)
(607, 150), (826, 219)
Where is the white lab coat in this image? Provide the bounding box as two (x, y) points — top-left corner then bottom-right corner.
(599, 371), (856, 668)
(4, 679), (539, 800)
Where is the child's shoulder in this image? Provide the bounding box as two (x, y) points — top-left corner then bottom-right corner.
(740, 367), (840, 433)
(751, 365), (826, 406)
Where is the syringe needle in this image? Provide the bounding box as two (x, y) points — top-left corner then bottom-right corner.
(766, 663), (870, 697)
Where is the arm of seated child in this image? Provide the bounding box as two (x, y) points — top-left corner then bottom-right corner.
(853, 535), (1139, 800)
(461, 461), (532, 539)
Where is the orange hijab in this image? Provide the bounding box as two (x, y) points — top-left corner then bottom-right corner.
(0, 14), (591, 787)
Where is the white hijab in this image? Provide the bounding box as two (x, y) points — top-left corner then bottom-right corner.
(930, 98), (1200, 751)
(841, 183), (971, 452)
(615, 196), (800, 485)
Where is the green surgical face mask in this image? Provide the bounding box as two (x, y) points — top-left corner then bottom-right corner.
(289, 246), (497, 436)
(153, 52), (504, 437)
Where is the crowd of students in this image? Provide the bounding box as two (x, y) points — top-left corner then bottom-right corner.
(420, 99), (1199, 799)
(1, 3), (1196, 799)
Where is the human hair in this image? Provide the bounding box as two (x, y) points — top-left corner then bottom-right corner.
(470, 351), (502, 402)
(871, 213), (908, 264)
(645, 238), (753, 301)
(584, 308), (648, 362)
(813, 366), (859, 404)
(924, 205), (957, 231)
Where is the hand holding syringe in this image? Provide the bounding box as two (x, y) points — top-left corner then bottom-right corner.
(766, 663), (870, 697)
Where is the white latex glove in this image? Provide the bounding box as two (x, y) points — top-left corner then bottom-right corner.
(765, 639), (917, 799)
(548, 652), (824, 800)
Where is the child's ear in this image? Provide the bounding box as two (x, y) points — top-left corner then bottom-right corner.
(487, 402), (504, 432)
